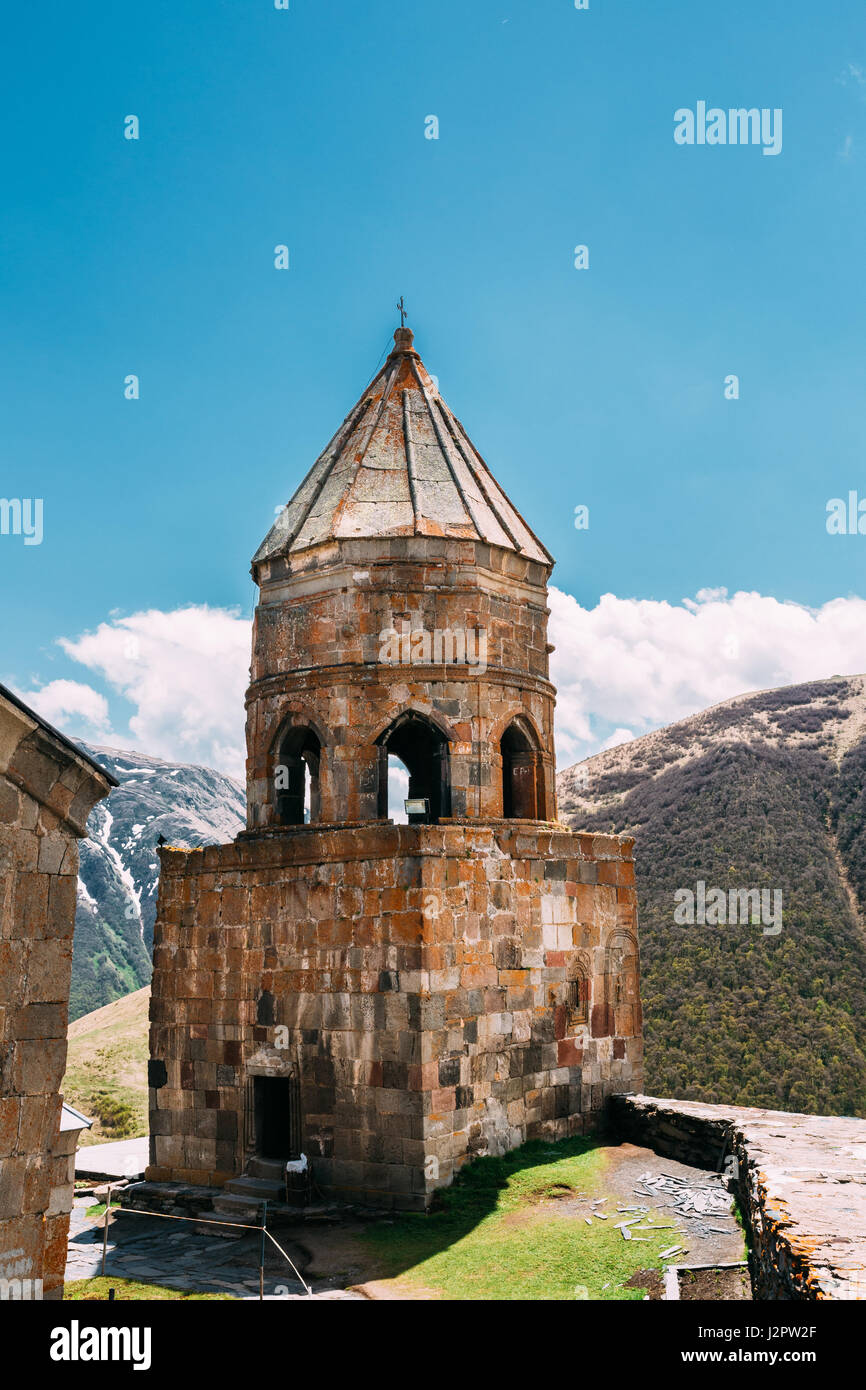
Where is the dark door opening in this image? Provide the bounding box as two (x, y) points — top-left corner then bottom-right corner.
(253, 1076), (301, 1159)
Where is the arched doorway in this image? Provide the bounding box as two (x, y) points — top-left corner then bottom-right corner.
(274, 725), (321, 825)
(376, 712), (451, 823)
(500, 720), (543, 819)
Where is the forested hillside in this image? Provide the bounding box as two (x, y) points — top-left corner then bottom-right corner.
(557, 677), (866, 1116)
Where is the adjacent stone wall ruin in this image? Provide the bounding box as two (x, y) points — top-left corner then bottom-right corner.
(612, 1094), (866, 1300)
(0, 687), (113, 1298)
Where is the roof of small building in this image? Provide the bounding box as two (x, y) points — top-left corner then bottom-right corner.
(60, 1101), (93, 1133)
(253, 326), (553, 568)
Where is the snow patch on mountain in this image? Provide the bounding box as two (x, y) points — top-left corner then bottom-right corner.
(70, 742), (246, 1020)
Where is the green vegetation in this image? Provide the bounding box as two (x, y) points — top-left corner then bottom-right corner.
(63, 987), (150, 1145)
(578, 735), (866, 1116)
(359, 1137), (681, 1300)
(85, 1197), (123, 1218)
(831, 737), (866, 912)
(87, 1092), (139, 1136)
(64, 1278), (232, 1301)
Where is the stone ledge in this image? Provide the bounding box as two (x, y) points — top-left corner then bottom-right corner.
(158, 820), (636, 874)
(611, 1094), (866, 1301)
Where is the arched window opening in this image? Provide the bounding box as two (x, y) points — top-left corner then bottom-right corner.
(376, 712), (451, 824)
(501, 720), (543, 820)
(275, 726), (321, 826)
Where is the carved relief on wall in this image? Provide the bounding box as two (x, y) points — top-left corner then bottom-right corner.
(604, 929), (640, 1036)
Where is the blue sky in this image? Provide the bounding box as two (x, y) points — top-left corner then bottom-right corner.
(3, 1), (866, 775)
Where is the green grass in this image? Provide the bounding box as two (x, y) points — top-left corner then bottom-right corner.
(64, 1278), (233, 1301)
(85, 1197), (124, 1219)
(359, 1137), (680, 1300)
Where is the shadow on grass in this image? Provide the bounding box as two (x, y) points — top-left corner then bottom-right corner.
(353, 1134), (652, 1300)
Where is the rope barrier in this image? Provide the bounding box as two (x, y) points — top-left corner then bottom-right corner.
(263, 1227), (313, 1296)
(105, 1204), (259, 1231)
(95, 1199), (314, 1295)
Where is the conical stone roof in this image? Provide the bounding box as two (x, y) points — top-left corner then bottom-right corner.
(253, 327), (552, 567)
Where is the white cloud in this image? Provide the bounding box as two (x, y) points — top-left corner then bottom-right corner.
(16, 588), (866, 786)
(56, 605), (251, 780)
(23, 679), (111, 734)
(549, 587), (866, 768)
(387, 758), (410, 823)
(600, 727), (635, 752)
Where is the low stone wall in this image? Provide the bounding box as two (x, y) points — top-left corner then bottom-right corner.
(612, 1094), (866, 1300)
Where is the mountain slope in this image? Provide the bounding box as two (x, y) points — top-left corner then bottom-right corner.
(64, 986), (151, 1145)
(71, 744), (245, 1020)
(557, 675), (866, 1117)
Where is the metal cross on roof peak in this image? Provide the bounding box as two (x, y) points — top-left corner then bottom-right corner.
(397, 296), (407, 328)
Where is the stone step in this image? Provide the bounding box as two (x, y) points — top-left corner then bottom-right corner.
(246, 1157), (287, 1181)
(223, 1176), (285, 1201)
(212, 1192), (262, 1215)
(193, 1192), (265, 1238)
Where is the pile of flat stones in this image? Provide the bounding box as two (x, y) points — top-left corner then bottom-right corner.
(634, 1170), (732, 1236)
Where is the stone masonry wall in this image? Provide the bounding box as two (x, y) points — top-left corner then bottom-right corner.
(0, 690), (112, 1298)
(148, 822), (641, 1210)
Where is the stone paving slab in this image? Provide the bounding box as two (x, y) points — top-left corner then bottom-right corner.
(65, 1197), (314, 1299)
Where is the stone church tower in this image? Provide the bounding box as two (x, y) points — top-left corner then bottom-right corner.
(146, 324), (642, 1211)
(245, 322), (556, 830)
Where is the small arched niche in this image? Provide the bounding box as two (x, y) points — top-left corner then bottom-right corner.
(500, 718), (544, 820)
(376, 711), (451, 823)
(566, 954), (591, 1030)
(274, 725), (321, 826)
